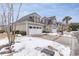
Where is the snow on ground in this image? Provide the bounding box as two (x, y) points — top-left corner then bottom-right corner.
(0, 36), (71, 56)
(48, 33), (72, 37)
(62, 34), (72, 37)
(47, 33), (59, 36)
(12, 36), (70, 56)
(0, 38), (8, 46)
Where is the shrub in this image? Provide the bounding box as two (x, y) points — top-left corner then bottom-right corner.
(12, 30), (20, 34)
(20, 31), (26, 36)
(0, 30), (5, 33)
(69, 23), (79, 31)
(57, 27), (62, 32)
(15, 30), (20, 34)
(66, 26), (72, 32)
(12, 30), (26, 36)
(43, 31), (50, 33)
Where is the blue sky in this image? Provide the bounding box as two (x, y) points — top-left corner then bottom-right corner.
(0, 3), (79, 23)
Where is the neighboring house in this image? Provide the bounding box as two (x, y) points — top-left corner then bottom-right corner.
(14, 12), (44, 35)
(41, 17), (50, 32)
(41, 16), (58, 33)
(49, 17), (58, 33)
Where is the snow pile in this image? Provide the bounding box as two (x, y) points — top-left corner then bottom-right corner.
(48, 33), (59, 36)
(16, 34), (22, 37)
(63, 34), (72, 37)
(12, 37), (70, 56)
(0, 36), (71, 56)
(0, 38), (8, 46)
(11, 43), (25, 52)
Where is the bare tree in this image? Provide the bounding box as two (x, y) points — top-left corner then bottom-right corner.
(1, 4), (7, 32)
(7, 3), (22, 45)
(13, 3), (22, 41)
(0, 3), (22, 45)
(1, 15), (4, 29)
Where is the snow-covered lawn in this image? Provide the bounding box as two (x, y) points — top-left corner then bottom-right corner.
(0, 36), (71, 56)
(47, 33), (59, 36)
(48, 33), (72, 37)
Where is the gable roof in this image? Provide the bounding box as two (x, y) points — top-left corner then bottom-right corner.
(16, 12), (41, 23)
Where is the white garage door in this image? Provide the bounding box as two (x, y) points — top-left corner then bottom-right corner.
(52, 28), (57, 33)
(29, 25), (42, 35)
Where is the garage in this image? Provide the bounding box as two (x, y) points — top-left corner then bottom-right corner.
(51, 25), (57, 33)
(28, 24), (43, 35)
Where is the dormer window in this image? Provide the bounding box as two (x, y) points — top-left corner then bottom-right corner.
(29, 16), (34, 22)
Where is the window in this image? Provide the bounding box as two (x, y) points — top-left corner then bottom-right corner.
(29, 26), (42, 29)
(37, 27), (41, 29)
(33, 27), (36, 29)
(37, 27), (39, 29)
(29, 16), (34, 22)
(29, 26), (32, 28)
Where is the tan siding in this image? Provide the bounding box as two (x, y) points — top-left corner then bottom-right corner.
(15, 24), (26, 31)
(0, 27), (2, 30)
